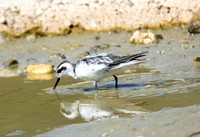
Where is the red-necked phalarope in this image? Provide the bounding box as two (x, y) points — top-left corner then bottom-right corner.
(53, 51), (148, 90)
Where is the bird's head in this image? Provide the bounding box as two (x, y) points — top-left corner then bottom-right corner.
(53, 60), (74, 90)
(56, 60), (74, 77)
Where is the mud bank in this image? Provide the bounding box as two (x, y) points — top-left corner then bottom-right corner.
(36, 105), (200, 137)
(0, 0), (200, 36)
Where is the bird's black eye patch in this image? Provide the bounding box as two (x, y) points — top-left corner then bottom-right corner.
(57, 67), (67, 73)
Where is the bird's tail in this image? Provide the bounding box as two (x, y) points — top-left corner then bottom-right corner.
(127, 51), (148, 61)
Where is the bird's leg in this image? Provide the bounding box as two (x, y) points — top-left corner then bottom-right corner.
(113, 75), (118, 88)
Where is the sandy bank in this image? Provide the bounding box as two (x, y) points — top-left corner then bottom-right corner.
(0, 0), (200, 36)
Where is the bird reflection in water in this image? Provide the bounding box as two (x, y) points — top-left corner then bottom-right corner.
(53, 90), (148, 121)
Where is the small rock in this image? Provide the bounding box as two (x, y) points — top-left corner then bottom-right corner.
(194, 57), (200, 62)
(26, 64), (53, 74)
(2, 59), (18, 66)
(155, 34), (163, 43)
(188, 21), (200, 34)
(130, 31), (155, 44)
(157, 50), (165, 54)
(155, 34), (163, 40)
(188, 11), (200, 34)
(60, 54), (67, 59)
(26, 34), (36, 41)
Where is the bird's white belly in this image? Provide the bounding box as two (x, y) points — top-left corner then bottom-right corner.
(75, 63), (108, 81)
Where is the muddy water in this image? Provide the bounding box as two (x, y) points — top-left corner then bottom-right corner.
(0, 27), (200, 137)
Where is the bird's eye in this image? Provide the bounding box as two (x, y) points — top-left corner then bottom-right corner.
(57, 67), (67, 73)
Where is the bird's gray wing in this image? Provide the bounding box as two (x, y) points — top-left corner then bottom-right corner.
(76, 51), (148, 67)
(107, 51), (148, 67)
(78, 53), (123, 65)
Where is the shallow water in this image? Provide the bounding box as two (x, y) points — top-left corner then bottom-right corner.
(1, 74), (200, 136)
(0, 27), (200, 136)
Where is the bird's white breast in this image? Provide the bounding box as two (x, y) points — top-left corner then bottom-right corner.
(75, 62), (108, 81)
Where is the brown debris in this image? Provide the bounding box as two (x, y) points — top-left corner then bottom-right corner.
(2, 59), (18, 66)
(194, 57), (200, 62)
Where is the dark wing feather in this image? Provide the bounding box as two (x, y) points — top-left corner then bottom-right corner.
(108, 51), (148, 67)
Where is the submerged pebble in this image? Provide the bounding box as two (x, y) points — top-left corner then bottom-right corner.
(26, 64), (53, 74)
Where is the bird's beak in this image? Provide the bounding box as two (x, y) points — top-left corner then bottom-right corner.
(53, 77), (61, 90)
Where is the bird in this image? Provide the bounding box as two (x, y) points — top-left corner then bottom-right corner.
(53, 51), (148, 90)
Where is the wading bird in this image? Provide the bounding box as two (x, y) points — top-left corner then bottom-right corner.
(53, 51), (148, 90)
